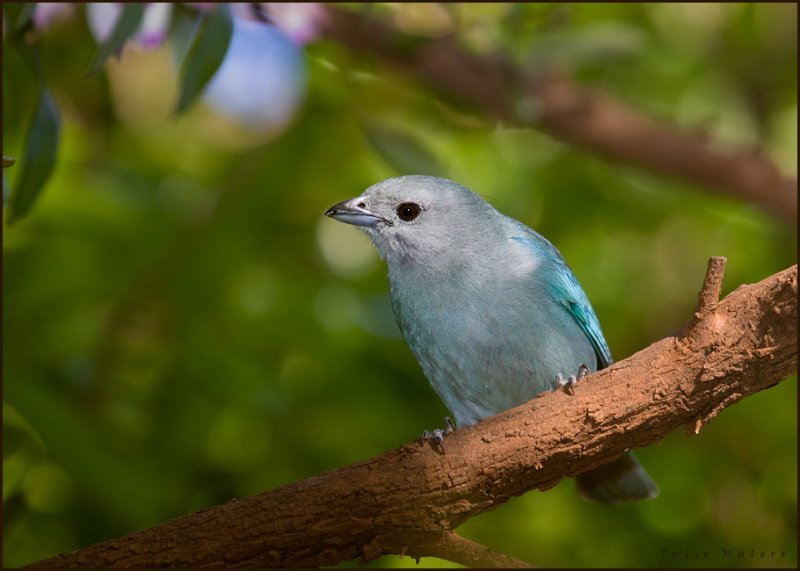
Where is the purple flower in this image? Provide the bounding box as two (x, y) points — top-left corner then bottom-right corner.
(32, 3), (76, 31)
(265, 3), (328, 45)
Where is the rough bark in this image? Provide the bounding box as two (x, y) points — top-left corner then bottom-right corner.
(322, 7), (797, 225)
(27, 261), (798, 568)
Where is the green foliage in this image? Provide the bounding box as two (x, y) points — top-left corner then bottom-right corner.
(5, 89), (60, 225)
(2, 3), (797, 568)
(12, 3), (37, 32)
(175, 4), (233, 113)
(3, 2), (37, 33)
(3, 3), (235, 225)
(2, 3), (62, 225)
(88, 4), (146, 74)
(363, 122), (444, 178)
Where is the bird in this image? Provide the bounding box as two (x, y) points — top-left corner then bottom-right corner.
(325, 175), (658, 503)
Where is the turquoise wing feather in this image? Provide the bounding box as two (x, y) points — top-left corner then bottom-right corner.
(510, 232), (613, 369)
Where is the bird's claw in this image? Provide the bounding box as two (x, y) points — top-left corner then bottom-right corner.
(556, 363), (590, 395)
(423, 417), (455, 449)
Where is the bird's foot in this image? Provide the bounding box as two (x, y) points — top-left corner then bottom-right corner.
(422, 417), (456, 450)
(556, 363), (591, 395)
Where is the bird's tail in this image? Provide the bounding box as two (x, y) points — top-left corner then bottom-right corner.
(576, 452), (658, 504)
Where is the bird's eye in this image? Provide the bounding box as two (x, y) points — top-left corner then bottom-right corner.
(396, 202), (421, 222)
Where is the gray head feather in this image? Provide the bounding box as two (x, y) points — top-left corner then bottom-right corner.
(348, 175), (502, 269)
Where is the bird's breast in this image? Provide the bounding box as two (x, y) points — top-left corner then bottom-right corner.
(388, 265), (591, 426)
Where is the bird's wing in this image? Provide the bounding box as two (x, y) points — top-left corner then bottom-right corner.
(510, 229), (613, 369)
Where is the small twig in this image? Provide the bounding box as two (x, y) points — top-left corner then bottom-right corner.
(414, 531), (533, 568)
(682, 256), (728, 341)
(687, 391), (742, 436)
(694, 256), (728, 319)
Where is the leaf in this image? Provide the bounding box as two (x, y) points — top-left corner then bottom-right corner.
(2, 3), (35, 35)
(88, 3), (146, 74)
(6, 89), (60, 225)
(168, 6), (203, 69)
(175, 3), (233, 114)
(525, 22), (644, 69)
(1, 159), (11, 205)
(15, 2), (37, 31)
(3, 403), (47, 454)
(1, 3), (21, 25)
(363, 123), (444, 177)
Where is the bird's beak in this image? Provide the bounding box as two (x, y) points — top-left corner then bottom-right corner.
(325, 198), (392, 228)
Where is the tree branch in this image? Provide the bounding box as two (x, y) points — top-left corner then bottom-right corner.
(322, 7), (797, 225)
(413, 531), (533, 568)
(27, 261), (797, 568)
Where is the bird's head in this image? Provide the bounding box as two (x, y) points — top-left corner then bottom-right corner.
(325, 175), (498, 268)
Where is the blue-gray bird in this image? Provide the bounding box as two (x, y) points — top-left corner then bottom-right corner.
(325, 175), (657, 503)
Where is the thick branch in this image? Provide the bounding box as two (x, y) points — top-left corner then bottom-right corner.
(27, 262), (797, 568)
(322, 8), (797, 224)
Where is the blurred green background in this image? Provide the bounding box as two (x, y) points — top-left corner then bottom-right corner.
(3, 3), (797, 568)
